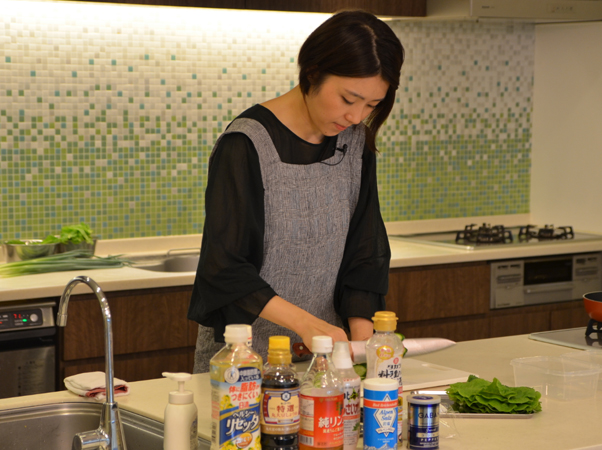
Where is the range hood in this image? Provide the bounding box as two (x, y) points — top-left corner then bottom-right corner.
(427, 0), (602, 22)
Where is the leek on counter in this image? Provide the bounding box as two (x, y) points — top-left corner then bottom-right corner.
(0, 251), (132, 277)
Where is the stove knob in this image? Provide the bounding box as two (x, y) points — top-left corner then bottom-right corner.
(30, 313), (39, 323)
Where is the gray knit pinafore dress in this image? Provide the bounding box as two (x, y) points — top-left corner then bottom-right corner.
(193, 118), (364, 373)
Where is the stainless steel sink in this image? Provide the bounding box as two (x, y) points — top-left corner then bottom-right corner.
(130, 249), (200, 273)
(0, 402), (209, 450)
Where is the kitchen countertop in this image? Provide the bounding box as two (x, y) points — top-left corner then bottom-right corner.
(1, 334), (601, 450)
(2, 230), (602, 302)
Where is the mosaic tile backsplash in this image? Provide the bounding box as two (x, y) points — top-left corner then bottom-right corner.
(0, 1), (533, 240)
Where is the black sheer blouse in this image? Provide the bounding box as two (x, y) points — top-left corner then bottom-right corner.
(188, 105), (390, 341)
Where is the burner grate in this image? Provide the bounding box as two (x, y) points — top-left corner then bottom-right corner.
(585, 319), (602, 337)
(455, 223), (513, 245)
(518, 225), (575, 241)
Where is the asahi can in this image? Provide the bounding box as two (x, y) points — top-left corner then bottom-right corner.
(363, 378), (398, 450)
(407, 394), (440, 449)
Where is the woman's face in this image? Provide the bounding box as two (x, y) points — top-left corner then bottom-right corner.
(304, 74), (389, 140)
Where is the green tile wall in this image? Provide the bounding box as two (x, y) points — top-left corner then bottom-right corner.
(0, 1), (533, 240)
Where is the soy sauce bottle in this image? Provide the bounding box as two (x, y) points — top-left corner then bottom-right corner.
(261, 336), (300, 450)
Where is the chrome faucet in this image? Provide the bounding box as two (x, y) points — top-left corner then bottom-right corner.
(58, 275), (127, 450)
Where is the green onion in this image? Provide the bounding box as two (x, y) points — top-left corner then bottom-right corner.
(0, 251), (133, 278)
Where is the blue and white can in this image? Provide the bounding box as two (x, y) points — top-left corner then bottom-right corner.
(363, 378), (398, 450)
(407, 394), (440, 449)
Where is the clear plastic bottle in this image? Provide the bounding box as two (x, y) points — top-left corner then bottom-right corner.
(365, 311), (405, 444)
(210, 324), (263, 450)
(299, 336), (344, 450)
(261, 336), (300, 450)
(331, 342), (361, 450)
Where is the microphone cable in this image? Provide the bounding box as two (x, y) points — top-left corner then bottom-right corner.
(319, 144), (348, 166)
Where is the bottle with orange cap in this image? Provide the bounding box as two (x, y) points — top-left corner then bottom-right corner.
(260, 336), (300, 450)
(365, 311), (405, 445)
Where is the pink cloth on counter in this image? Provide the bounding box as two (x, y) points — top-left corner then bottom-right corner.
(64, 371), (130, 401)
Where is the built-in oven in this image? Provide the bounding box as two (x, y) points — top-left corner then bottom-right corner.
(490, 252), (602, 309)
(0, 301), (57, 399)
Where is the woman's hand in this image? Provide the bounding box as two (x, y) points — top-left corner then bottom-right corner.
(259, 295), (348, 352)
(295, 317), (349, 352)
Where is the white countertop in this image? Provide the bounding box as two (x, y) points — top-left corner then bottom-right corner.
(1, 334), (601, 450)
(2, 232), (602, 302)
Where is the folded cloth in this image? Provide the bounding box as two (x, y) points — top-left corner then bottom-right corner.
(64, 371), (130, 401)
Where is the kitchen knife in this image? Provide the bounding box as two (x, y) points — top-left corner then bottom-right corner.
(292, 338), (456, 363)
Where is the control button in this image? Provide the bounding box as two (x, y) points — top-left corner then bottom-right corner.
(30, 314), (39, 323)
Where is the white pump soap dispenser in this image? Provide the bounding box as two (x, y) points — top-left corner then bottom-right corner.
(162, 372), (198, 450)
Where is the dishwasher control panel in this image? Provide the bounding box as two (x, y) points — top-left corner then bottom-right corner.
(0, 303), (55, 333)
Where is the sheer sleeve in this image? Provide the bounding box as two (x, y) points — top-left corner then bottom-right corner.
(187, 132), (277, 338)
(334, 145), (391, 327)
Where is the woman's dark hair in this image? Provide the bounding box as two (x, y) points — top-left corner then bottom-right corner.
(298, 10), (405, 152)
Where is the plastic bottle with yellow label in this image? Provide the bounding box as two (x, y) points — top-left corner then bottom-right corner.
(210, 324), (263, 450)
(365, 311), (404, 444)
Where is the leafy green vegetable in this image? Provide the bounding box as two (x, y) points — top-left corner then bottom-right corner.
(4, 224), (94, 247)
(57, 223), (94, 244)
(41, 235), (61, 244)
(446, 374), (542, 414)
(0, 250), (132, 278)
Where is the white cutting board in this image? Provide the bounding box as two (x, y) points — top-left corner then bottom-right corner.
(403, 358), (474, 390)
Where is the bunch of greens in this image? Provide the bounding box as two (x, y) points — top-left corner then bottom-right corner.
(446, 374), (542, 414)
(4, 223), (95, 246)
(46, 223), (95, 245)
(0, 251), (132, 278)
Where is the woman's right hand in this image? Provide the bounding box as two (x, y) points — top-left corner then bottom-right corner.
(296, 316), (349, 353)
(259, 295), (349, 352)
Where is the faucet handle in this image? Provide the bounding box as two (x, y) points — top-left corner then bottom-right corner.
(72, 429), (109, 450)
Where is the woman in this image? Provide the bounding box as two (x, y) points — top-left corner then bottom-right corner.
(188, 10), (405, 373)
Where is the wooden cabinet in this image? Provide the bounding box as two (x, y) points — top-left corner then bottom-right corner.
(58, 285), (198, 383)
(55, 261), (591, 385)
(69, 0), (426, 16)
(386, 263), (591, 343)
(387, 262), (490, 322)
(245, 0), (426, 16)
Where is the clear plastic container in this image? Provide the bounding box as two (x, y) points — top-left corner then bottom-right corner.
(511, 355), (602, 401)
(561, 350), (602, 391)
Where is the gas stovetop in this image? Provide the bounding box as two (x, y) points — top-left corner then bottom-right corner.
(393, 223), (602, 251)
(530, 327), (602, 351)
